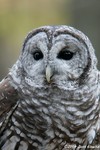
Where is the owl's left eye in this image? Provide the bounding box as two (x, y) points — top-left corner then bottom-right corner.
(33, 51), (43, 60)
(57, 48), (74, 60)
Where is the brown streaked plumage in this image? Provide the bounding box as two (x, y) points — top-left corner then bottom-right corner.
(0, 77), (18, 116)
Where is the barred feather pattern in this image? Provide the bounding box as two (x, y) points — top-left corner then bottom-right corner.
(0, 72), (100, 149)
(0, 26), (100, 150)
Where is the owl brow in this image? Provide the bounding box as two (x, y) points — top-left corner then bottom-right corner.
(54, 30), (88, 50)
(22, 28), (53, 52)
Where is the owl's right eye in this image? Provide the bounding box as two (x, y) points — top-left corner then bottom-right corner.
(33, 51), (43, 60)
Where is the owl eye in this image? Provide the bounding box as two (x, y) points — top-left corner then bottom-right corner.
(57, 48), (74, 60)
(33, 51), (43, 60)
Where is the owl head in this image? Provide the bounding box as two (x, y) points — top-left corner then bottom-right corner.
(10, 26), (98, 90)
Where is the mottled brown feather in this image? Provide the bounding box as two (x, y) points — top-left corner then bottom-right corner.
(0, 76), (18, 117)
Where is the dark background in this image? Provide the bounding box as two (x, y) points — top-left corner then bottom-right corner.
(0, 0), (100, 80)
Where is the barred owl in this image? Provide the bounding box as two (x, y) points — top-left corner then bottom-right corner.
(0, 25), (100, 150)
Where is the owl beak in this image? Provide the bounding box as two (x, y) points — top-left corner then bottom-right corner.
(46, 65), (53, 83)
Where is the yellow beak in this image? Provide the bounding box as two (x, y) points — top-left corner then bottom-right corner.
(46, 65), (53, 83)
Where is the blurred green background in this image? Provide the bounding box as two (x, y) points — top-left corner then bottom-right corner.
(0, 0), (100, 80)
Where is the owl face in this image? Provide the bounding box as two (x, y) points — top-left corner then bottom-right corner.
(19, 26), (97, 89)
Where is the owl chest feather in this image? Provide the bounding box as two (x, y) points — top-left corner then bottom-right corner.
(8, 84), (100, 147)
(1, 81), (100, 149)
